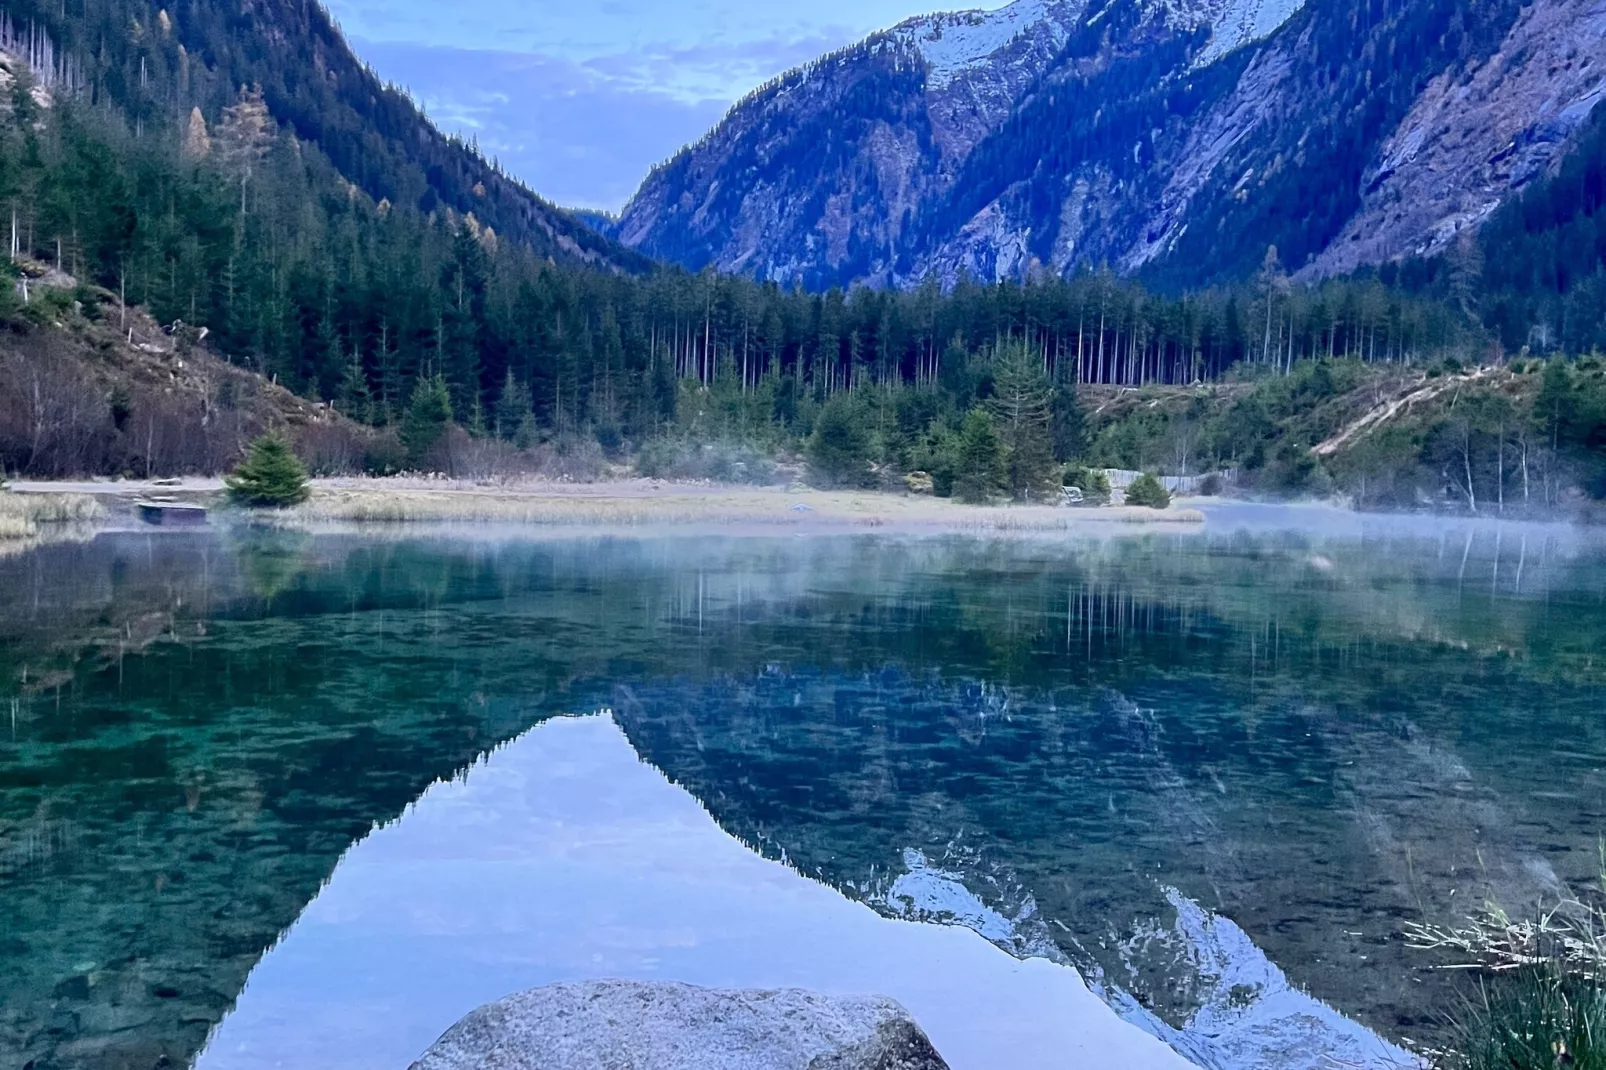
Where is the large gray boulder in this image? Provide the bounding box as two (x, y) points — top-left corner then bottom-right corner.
(409, 980), (951, 1070)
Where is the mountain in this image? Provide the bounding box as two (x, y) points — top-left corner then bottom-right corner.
(616, 0), (1606, 291)
(0, 0), (650, 273)
(614, 0), (1094, 287)
(569, 208), (621, 237)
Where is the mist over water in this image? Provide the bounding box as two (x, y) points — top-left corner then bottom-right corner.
(3, 515), (1604, 1068)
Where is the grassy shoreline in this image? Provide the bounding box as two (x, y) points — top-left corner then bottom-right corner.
(282, 482), (1206, 532)
(0, 490), (104, 537)
(0, 490), (105, 556)
(6, 478), (1205, 533)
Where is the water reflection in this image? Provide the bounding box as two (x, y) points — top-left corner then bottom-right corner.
(1, 522), (1602, 1069)
(198, 714), (1189, 1070)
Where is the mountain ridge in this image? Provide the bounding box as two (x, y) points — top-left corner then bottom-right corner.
(614, 0), (1604, 293)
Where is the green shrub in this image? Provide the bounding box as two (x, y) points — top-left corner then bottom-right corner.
(1125, 472), (1172, 509)
(18, 286), (76, 326)
(907, 422), (960, 498)
(0, 274), (20, 325)
(226, 435), (311, 507)
(1199, 473), (1225, 496)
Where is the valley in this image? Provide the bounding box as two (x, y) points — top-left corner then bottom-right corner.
(0, 1), (1605, 1068)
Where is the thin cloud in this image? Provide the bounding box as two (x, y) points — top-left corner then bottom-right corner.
(356, 40), (733, 210)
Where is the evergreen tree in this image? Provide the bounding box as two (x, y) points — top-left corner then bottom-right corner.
(335, 351), (373, 423)
(226, 435), (311, 507)
(953, 410), (1005, 504)
(494, 370), (535, 443)
(1051, 385), (1088, 463)
(651, 353), (679, 429)
(441, 221), (489, 419)
(807, 395), (872, 488)
(987, 343), (1058, 500)
(1125, 472), (1172, 509)
(467, 395), (488, 438)
(400, 375), (453, 470)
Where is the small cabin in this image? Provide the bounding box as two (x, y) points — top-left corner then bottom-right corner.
(137, 502), (209, 526)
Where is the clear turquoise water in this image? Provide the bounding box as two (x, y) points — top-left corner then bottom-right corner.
(3, 515), (1604, 1068)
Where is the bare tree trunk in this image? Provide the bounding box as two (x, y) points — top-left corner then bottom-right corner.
(28, 367), (44, 471)
(1460, 430), (1477, 514)
(1497, 422), (1505, 515)
(1520, 434), (1530, 505)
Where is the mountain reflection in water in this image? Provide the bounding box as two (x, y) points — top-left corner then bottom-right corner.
(1, 519), (1602, 1069)
(197, 713), (1189, 1070)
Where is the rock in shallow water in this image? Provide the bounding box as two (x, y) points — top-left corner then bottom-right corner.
(409, 980), (952, 1070)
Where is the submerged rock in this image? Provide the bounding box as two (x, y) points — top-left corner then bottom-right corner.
(409, 980), (951, 1070)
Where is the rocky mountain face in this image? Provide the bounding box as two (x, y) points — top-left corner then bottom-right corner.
(613, 0), (1091, 287)
(615, 0), (1605, 290)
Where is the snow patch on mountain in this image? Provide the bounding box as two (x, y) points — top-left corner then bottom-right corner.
(893, 0), (1086, 90)
(1156, 0), (1307, 67)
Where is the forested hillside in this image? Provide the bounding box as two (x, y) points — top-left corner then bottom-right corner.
(0, 0), (1602, 514)
(0, 0), (647, 271)
(1401, 98), (1606, 357)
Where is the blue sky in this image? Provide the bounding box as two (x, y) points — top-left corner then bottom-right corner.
(325, 0), (1003, 212)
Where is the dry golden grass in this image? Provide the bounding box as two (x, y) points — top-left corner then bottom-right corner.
(1406, 900), (1606, 981)
(0, 491), (105, 540)
(283, 484), (1204, 532)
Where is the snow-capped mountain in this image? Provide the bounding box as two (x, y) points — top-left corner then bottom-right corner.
(615, 0), (1604, 290)
(1172, 0), (1310, 66)
(892, 0), (1086, 90)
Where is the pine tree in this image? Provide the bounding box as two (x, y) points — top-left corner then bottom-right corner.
(987, 343), (1058, 500)
(494, 370), (534, 443)
(400, 375), (453, 470)
(807, 395), (872, 487)
(217, 85), (273, 211)
(441, 221), (489, 419)
(335, 350), (373, 423)
(1051, 385), (1087, 463)
(1126, 472), (1172, 509)
(467, 395), (488, 438)
(953, 410), (1005, 504)
(226, 435), (311, 507)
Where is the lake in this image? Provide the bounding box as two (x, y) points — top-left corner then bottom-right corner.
(3, 510), (1604, 1069)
